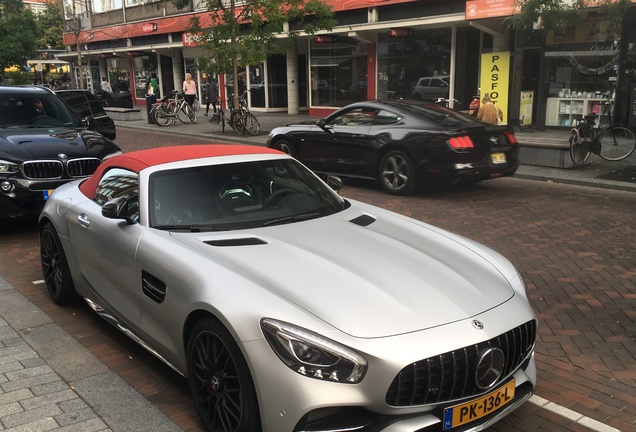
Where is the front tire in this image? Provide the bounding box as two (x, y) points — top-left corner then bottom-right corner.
(378, 150), (416, 195)
(153, 105), (174, 127)
(243, 113), (260, 136)
(187, 318), (261, 432)
(39, 222), (78, 304)
(271, 139), (296, 157)
(597, 126), (636, 161)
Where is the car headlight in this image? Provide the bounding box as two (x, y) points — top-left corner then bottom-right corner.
(261, 318), (367, 383)
(0, 160), (19, 174)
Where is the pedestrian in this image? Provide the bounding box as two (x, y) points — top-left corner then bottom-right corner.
(148, 73), (159, 95)
(476, 93), (503, 125)
(182, 73), (197, 108)
(203, 76), (218, 116)
(100, 77), (113, 94)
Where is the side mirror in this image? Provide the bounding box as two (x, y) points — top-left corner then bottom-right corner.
(325, 175), (343, 192)
(317, 118), (333, 132)
(102, 197), (135, 225)
(82, 116), (97, 130)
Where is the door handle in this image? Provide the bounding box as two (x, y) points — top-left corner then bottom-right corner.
(77, 213), (91, 228)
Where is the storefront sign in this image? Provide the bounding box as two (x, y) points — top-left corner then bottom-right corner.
(389, 28), (413, 37)
(465, 0), (517, 20)
(182, 32), (202, 47)
(519, 91), (534, 127)
(480, 52), (510, 123)
(142, 23), (158, 33)
(315, 35), (339, 43)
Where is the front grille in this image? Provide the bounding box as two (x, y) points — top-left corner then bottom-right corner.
(22, 161), (64, 179)
(385, 320), (536, 407)
(67, 158), (100, 177)
(22, 158), (100, 179)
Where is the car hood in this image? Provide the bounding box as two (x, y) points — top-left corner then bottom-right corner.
(0, 128), (117, 161)
(175, 204), (515, 338)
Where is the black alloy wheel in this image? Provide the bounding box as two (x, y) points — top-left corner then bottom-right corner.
(378, 150), (416, 195)
(272, 140), (296, 157)
(187, 318), (261, 432)
(39, 222), (78, 304)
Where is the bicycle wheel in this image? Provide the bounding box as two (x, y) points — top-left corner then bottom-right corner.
(232, 111), (246, 135)
(242, 112), (260, 136)
(597, 126), (636, 161)
(178, 103), (192, 124)
(153, 105), (174, 127)
(569, 134), (590, 166)
(187, 103), (197, 124)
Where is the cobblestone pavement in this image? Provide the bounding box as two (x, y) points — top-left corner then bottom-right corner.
(1, 124), (634, 431)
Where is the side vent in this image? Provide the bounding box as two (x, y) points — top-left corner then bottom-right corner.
(204, 237), (268, 247)
(142, 271), (167, 304)
(349, 214), (376, 227)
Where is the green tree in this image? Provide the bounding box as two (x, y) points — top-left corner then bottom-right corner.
(0, 0), (38, 76)
(36, 0), (65, 50)
(178, 0), (336, 107)
(507, 0), (632, 32)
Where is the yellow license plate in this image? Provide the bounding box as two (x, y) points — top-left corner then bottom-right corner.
(443, 380), (515, 430)
(491, 153), (506, 164)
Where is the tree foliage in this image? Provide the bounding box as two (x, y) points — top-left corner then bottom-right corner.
(176, 0), (335, 98)
(36, 0), (65, 50)
(506, 0), (632, 33)
(0, 0), (38, 71)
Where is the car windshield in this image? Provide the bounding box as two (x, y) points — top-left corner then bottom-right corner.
(149, 158), (347, 231)
(0, 91), (82, 128)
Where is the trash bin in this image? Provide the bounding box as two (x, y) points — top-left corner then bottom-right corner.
(145, 93), (157, 124)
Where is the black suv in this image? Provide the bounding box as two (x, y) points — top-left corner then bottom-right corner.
(0, 86), (121, 219)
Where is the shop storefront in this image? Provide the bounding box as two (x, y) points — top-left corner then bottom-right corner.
(542, 20), (620, 127)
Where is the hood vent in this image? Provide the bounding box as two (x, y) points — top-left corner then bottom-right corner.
(349, 214), (376, 227)
(204, 237), (268, 247)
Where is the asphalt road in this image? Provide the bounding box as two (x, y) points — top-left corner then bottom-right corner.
(0, 126), (634, 431)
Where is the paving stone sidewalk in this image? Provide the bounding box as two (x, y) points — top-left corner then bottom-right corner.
(0, 276), (181, 432)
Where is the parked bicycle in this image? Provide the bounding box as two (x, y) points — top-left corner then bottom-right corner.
(236, 89), (260, 136)
(211, 98), (245, 134)
(151, 91), (197, 127)
(569, 95), (636, 166)
(210, 89), (260, 135)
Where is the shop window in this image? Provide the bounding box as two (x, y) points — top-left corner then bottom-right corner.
(377, 29), (451, 101)
(107, 58), (131, 94)
(93, 0), (122, 13)
(133, 55), (159, 100)
(310, 37), (367, 107)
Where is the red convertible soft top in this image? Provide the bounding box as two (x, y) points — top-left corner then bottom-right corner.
(79, 144), (283, 198)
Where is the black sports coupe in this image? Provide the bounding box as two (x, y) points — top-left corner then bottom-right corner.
(267, 100), (519, 195)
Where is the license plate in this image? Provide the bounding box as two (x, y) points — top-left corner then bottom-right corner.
(43, 189), (54, 200)
(491, 153), (506, 164)
(443, 380), (515, 430)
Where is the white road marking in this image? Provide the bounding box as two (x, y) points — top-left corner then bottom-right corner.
(529, 395), (621, 432)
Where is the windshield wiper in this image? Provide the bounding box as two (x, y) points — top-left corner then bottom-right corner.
(153, 224), (233, 232)
(262, 212), (323, 227)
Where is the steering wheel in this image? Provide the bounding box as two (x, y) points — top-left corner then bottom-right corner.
(263, 188), (295, 208)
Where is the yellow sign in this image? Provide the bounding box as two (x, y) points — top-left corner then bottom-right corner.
(480, 52), (510, 124)
(519, 91), (534, 126)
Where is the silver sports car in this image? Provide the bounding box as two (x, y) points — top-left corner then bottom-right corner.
(39, 144), (537, 432)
